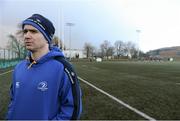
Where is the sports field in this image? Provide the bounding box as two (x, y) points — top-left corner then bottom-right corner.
(0, 61), (180, 120)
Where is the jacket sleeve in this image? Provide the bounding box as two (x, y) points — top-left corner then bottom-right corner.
(6, 71), (15, 119)
(52, 72), (74, 120)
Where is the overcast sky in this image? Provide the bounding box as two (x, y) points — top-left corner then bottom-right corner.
(1, 0), (180, 52)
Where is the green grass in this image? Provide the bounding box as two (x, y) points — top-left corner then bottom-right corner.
(0, 68), (12, 119)
(1, 61), (180, 119)
(73, 61), (180, 120)
(80, 82), (144, 120)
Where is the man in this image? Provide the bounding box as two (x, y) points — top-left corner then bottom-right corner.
(6, 14), (82, 120)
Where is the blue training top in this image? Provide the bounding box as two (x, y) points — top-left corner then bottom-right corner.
(6, 49), (82, 120)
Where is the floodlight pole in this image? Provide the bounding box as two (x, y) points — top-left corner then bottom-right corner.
(136, 29), (141, 58)
(66, 22), (75, 60)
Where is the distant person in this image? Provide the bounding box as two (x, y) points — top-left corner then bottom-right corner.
(6, 14), (82, 120)
(52, 36), (62, 51)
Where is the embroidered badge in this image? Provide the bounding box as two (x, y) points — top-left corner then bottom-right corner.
(37, 81), (48, 91)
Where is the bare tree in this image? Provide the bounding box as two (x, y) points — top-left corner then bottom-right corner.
(100, 40), (114, 59)
(114, 40), (125, 58)
(5, 23), (27, 59)
(84, 42), (95, 58)
(107, 46), (114, 58)
(7, 34), (26, 59)
(124, 41), (138, 59)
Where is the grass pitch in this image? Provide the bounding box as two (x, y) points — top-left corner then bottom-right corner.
(73, 61), (180, 120)
(0, 61), (180, 120)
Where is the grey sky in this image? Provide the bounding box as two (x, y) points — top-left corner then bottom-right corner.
(1, 0), (180, 52)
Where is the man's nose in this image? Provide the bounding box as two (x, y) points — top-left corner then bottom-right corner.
(24, 31), (31, 38)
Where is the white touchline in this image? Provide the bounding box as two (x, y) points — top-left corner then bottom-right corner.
(0, 70), (13, 76)
(78, 77), (156, 121)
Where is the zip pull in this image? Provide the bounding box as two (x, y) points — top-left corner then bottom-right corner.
(28, 60), (37, 69)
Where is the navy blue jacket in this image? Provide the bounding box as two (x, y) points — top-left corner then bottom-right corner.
(7, 49), (82, 120)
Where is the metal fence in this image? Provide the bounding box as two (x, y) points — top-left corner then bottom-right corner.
(0, 49), (20, 69)
(0, 59), (20, 69)
(0, 49), (19, 60)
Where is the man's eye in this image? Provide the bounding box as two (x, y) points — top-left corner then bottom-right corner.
(30, 30), (38, 33)
(23, 29), (28, 34)
(23, 29), (38, 34)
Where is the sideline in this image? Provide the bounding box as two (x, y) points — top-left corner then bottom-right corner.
(78, 77), (156, 121)
(0, 70), (13, 76)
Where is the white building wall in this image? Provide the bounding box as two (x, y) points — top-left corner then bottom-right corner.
(63, 49), (86, 58)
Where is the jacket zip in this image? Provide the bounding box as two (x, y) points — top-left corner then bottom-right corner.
(28, 61), (37, 69)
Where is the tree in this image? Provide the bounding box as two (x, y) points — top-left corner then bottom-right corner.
(6, 23), (28, 59)
(100, 40), (114, 59)
(114, 40), (125, 58)
(107, 46), (114, 58)
(7, 34), (26, 59)
(124, 41), (138, 59)
(84, 42), (95, 58)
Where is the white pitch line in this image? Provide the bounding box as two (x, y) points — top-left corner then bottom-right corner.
(78, 77), (156, 121)
(0, 70), (13, 76)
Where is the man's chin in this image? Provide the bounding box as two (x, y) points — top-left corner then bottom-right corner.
(26, 46), (33, 51)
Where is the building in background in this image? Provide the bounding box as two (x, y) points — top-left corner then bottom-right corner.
(146, 46), (180, 61)
(63, 49), (86, 59)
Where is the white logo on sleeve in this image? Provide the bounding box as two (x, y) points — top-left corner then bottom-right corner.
(16, 82), (20, 88)
(37, 81), (48, 91)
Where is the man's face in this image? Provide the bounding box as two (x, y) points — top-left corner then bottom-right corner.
(23, 25), (48, 52)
